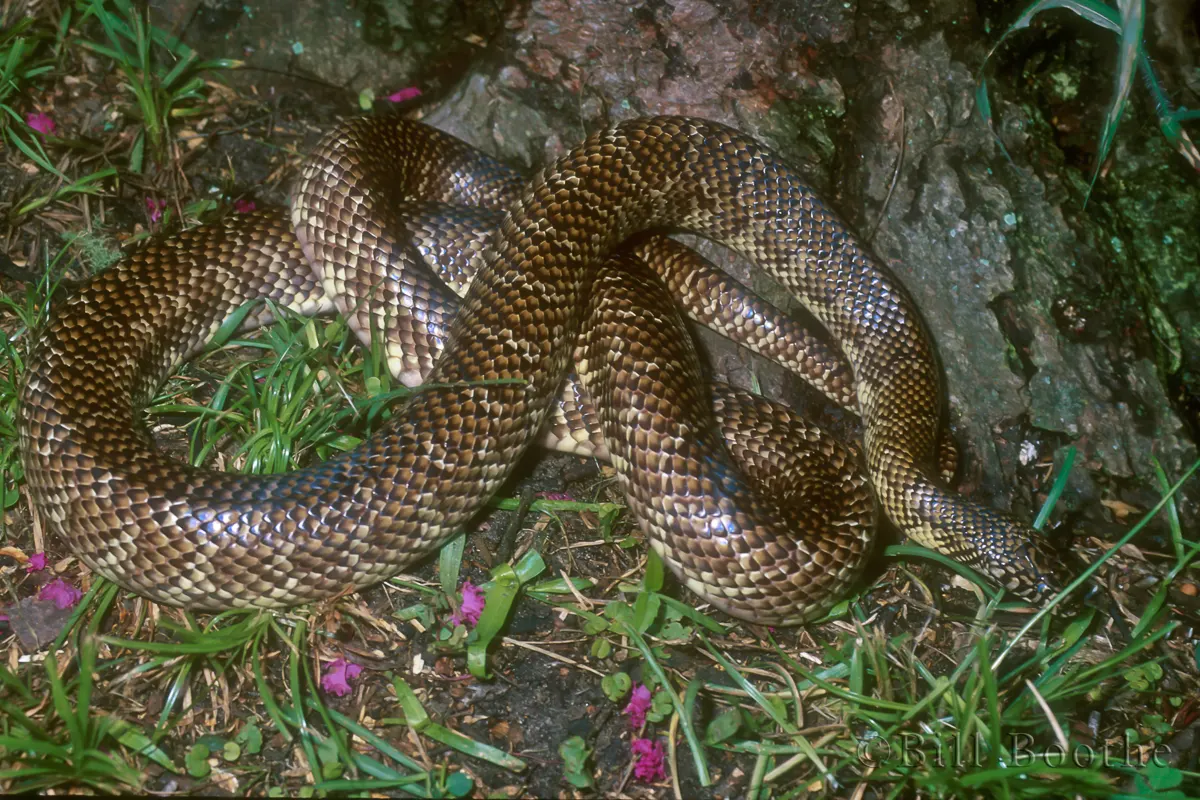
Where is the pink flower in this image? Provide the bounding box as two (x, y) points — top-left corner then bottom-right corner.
(320, 658), (363, 697)
(623, 684), (652, 729)
(631, 738), (666, 783)
(26, 552), (47, 573)
(38, 578), (82, 610)
(449, 581), (485, 628)
(26, 112), (56, 136)
(535, 491), (573, 501)
(232, 198), (256, 213)
(386, 87), (421, 103)
(146, 196), (166, 223)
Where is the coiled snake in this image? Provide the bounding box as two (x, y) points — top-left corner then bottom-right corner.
(18, 116), (1064, 623)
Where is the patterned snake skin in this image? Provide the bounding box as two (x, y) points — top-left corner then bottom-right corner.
(18, 116), (1064, 623)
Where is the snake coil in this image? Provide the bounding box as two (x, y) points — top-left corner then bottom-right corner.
(18, 116), (1063, 621)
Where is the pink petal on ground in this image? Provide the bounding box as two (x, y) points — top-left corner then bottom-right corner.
(623, 684), (652, 729)
(26, 112), (56, 136)
(232, 198), (256, 213)
(386, 87), (422, 103)
(631, 737), (666, 782)
(26, 552), (48, 573)
(320, 658), (363, 697)
(38, 578), (83, 610)
(145, 196), (166, 223)
(449, 580), (486, 628)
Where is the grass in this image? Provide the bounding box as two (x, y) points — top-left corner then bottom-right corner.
(1, 9), (100, 219)
(978, 0), (1200, 201)
(0, 583), (145, 793)
(0, 14), (61, 194)
(2, 0), (1199, 797)
(74, 0), (241, 172)
(0, 257), (64, 530)
(1, 0), (240, 228)
(516, 463), (1200, 798)
(0, 18), (56, 112)
(149, 302), (392, 473)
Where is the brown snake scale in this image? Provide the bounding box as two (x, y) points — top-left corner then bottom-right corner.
(18, 116), (1064, 623)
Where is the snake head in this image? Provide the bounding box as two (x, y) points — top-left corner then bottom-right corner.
(1000, 529), (1070, 604)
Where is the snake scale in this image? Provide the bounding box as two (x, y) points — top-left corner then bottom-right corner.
(18, 116), (1064, 623)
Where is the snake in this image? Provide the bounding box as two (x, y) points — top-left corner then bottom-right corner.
(18, 115), (1065, 624)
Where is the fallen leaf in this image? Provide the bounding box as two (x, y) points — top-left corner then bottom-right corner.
(1101, 498), (1140, 519)
(210, 768), (239, 793)
(1118, 543), (1147, 561)
(4, 595), (76, 650)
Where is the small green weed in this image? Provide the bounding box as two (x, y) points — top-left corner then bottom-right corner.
(64, 230), (123, 273)
(150, 304), (391, 473)
(0, 584), (145, 793)
(76, 0), (240, 171)
(0, 16), (56, 114)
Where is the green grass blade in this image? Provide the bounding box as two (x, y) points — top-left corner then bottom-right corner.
(283, 620), (320, 781)
(1087, 0), (1144, 202)
(993, 457), (1199, 672)
(620, 623), (710, 785)
(44, 650), (84, 753)
(104, 716), (180, 773)
(0, 698), (53, 740)
(699, 634), (794, 734)
(279, 697), (431, 797)
(884, 544), (1003, 602)
(300, 658), (356, 780)
(1150, 455), (1184, 562)
(0, 735), (70, 760)
(643, 548), (664, 591)
(1008, 0), (1120, 33)
(251, 630), (294, 743)
(392, 676), (432, 730)
(0, 664), (35, 703)
(159, 48), (197, 91)
(1034, 445), (1074, 530)
(155, 659), (193, 738)
(438, 533), (466, 598)
(467, 563), (522, 679)
(419, 721), (527, 772)
(305, 697), (426, 773)
(650, 595), (728, 634)
(4, 124), (65, 178)
(316, 775), (430, 793)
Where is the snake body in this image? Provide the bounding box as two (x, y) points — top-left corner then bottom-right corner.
(18, 116), (1062, 621)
